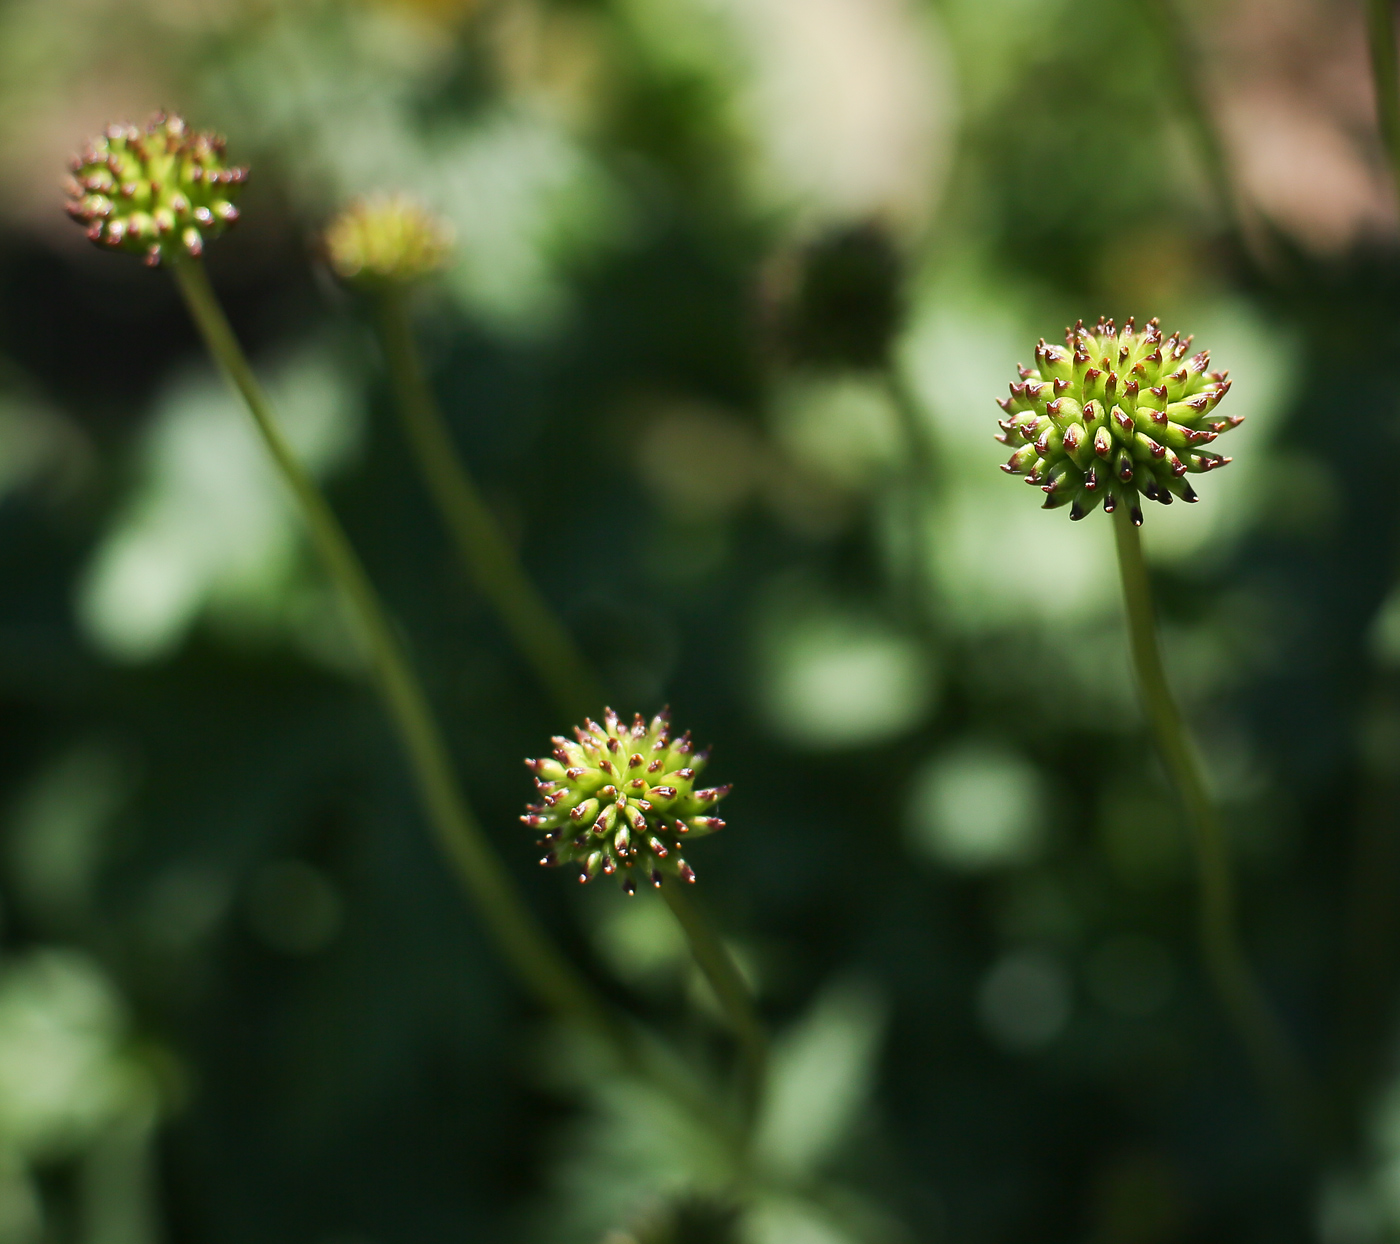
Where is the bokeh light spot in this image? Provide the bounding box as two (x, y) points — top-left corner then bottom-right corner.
(904, 741), (1045, 871)
(977, 948), (1071, 1052)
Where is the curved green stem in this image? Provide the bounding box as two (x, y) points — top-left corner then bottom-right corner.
(1141, 0), (1233, 223)
(1368, 0), (1400, 200)
(1112, 508), (1314, 1128)
(1139, 0), (1280, 276)
(661, 882), (767, 1130)
(173, 258), (609, 1037)
(168, 256), (842, 1227)
(374, 288), (602, 723)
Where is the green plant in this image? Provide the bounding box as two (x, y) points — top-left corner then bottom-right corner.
(995, 318), (1313, 1131)
(65, 113), (246, 266)
(524, 709), (766, 1122)
(996, 316), (1237, 524)
(323, 195), (602, 721)
(322, 194), (453, 288)
(66, 114), (610, 1042)
(68, 127), (774, 1195)
(524, 707), (728, 892)
(1369, 0), (1400, 197)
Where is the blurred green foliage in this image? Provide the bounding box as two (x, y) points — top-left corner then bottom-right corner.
(0, 0), (1397, 1240)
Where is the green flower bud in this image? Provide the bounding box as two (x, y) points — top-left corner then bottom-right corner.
(64, 113), (248, 267)
(995, 317), (1239, 525)
(522, 708), (730, 895)
(322, 195), (453, 289)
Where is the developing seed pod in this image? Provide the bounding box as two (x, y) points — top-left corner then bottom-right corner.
(322, 195), (453, 289)
(522, 708), (730, 894)
(995, 317), (1239, 525)
(64, 113), (248, 267)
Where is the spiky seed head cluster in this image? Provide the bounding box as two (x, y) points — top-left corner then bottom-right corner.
(65, 113), (247, 267)
(523, 709), (730, 895)
(996, 317), (1239, 526)
(323, 196), (453, 289)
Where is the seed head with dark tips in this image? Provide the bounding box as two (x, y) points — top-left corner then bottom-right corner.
(522, 708), (729, 894)
(64, 113), (247, 267)
(995, 317), (1239, 526)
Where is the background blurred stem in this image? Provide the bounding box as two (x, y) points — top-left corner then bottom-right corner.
(1346, 0), (1400, 1135)
(1112, 508), (1315, 1132)
(172, 257), (613, 1039)
(1141, 0), (1233, 222)
(175, 259), (769, 1168)
(1368, 0), (1400, 197)
(376, 284), (770, 1123)
(374, 288), (602, 723)
(661, 882), (768, 1131)
(1140, 0), (1280, 276)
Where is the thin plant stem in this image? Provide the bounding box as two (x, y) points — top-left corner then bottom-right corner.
(1368, 0), (1400, 199)
(172, 258), (757, 1164)
(1112, 507), (1315, 1129)
(374, 288), (602, 723)
(661, 882), (768, 1130)
(1140, 0), (1280, 277)
(1141, 0), (1234, 226)
(1342, 0), (1400, 1072)
(172, 258), (608, 1036)
(376, 286), (769, 1123)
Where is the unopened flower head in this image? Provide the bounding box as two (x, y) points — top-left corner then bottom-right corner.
(996, 317), (1239, 525)
(65, 113), (247, 267)
(522, 709), (730, 894)
(323, 196), (453, 289)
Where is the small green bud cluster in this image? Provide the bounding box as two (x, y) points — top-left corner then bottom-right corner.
(996, 317), (1239, 525)
(523, 709), (730, 894)
(323, 196), (453, 289)
(65, 113), (247, 266)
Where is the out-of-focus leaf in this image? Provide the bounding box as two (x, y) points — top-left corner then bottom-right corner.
(905, 740), (1046, 872)
(627, 0), (954, 230)
(0, 385), (89, 503)
(76, 344), (362, 663)
(754, 978), (886, 1177)
(6, 742), (131, 930)
(539, 1074), (739, 1244)
(752, 582), (936, 749)
(0, 950), (153, 1161)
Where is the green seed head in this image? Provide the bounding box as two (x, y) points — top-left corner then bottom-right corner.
(523, 709), (729, 894)
(322, 196), (453, 289)
(64, 113), (247, 266)
(996, 317), (1239, 525)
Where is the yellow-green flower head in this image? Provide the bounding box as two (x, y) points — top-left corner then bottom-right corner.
(64, 113), (248, 267)
(996, 317), (1239, 525)
(322, 196), (453, 289)
(522, 709), (730, 895)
